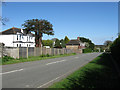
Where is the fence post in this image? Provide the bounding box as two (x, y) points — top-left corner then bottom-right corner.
(27, 47), (28, 58)
(54, 48), (55, 55)
(41, 47), (42, 55)
(18, 48), (19, 59)
(62, 49), (64, 54)
(1, 45), (3, 59)
(57, 49), (59, 55)
(34, 47), (36, 56)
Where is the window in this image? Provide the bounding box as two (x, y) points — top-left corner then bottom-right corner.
(19, 35), (21, 40)
(20, 44), (21, 47)
(17, 44), (18, 47)
(17, 35), (18, 40)
(22, 35), (24, 39)
(27, 44), (28, 47)
(27, 36), (28, 41)
(29, 37), (30, 41)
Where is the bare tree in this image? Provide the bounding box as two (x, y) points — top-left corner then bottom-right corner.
(0, 1), (9, 25)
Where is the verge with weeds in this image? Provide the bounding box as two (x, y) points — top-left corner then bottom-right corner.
(2, 53), (76, 65)
(50, 53), (120, 88)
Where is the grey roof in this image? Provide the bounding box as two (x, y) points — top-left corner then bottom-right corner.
(51, 38), (58, 41)
(66, 39), (80, 45)
(95, 45), (106, 47)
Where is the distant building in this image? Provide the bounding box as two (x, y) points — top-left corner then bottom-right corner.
(95, 45), (106, 52)
(43, 46), (50, 48)
(51, 38), (58, 47)
(66, 37), (86, 53)
(0, 27), (35, 47)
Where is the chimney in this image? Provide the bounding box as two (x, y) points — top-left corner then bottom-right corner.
(21, 28), (24, 33)
(77, 37), (80, 41)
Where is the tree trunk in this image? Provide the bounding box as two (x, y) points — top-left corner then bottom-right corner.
(35, 31), (42, 47)
(38, 33), (42, 47)
(39, 36), (42, 47)
(35, 32), (39, 47)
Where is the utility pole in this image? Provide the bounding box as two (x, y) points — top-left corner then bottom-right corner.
(118, 1), (120, 37)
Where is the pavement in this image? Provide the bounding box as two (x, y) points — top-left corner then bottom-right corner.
(2, 53), (101, 88)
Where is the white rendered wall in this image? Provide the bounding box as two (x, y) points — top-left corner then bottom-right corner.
(0, 35), (14, 47)
(0, 34), (35, 47)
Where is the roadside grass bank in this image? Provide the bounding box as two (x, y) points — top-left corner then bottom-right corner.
(49, 53), (120, 89)
(2, 53), (76, 65)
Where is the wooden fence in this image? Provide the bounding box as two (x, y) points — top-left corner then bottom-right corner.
(3, 47), (74, 59)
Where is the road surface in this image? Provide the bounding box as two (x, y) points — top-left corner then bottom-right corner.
(2, 53), (101, 88)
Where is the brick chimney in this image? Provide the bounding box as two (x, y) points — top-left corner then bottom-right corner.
(77, 37), (80, 41)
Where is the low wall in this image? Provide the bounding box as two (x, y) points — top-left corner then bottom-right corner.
(4, 48), (19, 58)
(2, 47), (74, 59)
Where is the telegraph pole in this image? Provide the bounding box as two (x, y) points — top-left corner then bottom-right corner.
(118, 1), (120, 37)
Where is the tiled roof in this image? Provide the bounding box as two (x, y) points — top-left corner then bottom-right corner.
(0, 27), (21, 35)
(66, 39), (80, 45)
(0, 27), (35, 36)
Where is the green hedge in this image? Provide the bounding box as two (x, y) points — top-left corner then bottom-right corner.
(110, 35), (120, 63)
(83, 48), (92, 53)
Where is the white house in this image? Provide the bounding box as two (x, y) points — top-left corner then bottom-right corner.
(0, 27), (35, 47)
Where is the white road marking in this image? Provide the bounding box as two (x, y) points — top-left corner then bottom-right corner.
(0, 69), (24, 75)
(25, 85), (30, 87)
(37, 69), (73, 88)
(75, 57), (79, 59)
(37, 76), (61, 88)
(46, 60), (66, 65)
(37, 61), (90, 88)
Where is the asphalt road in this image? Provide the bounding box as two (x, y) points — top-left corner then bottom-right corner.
(2, 53), (101, 88)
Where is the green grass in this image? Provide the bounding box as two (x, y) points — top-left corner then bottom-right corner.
(2, 53), (76, 65)
(50, 53), (120, 89)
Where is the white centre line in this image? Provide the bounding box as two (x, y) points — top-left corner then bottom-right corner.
(0, 69), (24, 75)
(37, 61), (91, 88)
(75, 57), (79, 59)
(46, 60), (66, 65)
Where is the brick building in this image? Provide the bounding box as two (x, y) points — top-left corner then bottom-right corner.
(66, 37), (86, 53)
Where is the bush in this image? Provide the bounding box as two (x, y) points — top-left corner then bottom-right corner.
(60, 54), (63, 55)
(40, 54), (46, 57)
(94, 49), (99, 52)
(46, 54), (50, 57)
(40, 54), (51, 57)
(83, 48), (92, 53)
(2, 56), (14, 62)
(110, 35), (120, 63)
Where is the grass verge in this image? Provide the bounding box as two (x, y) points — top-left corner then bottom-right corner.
(2, 53), (76, 65)
(49, 53), (120, 88)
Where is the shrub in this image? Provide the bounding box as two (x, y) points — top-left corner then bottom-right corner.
(40, 54), (46, 57)
(40, 54), (51, 57)
(60, 54), (63, 55)
(94, 49), (99, 52)
(83, 48), (92, 53)
(2, 56), (14, 62)
(46, 54), (50, 57)
(110, 35), (120, 63)
(72, 53), (76, 55)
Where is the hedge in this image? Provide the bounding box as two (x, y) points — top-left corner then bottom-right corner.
(83, 48), (92, 53)
(110, 35), (120, 63)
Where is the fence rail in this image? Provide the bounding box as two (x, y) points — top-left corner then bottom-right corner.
(2, 47), (74, 59)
